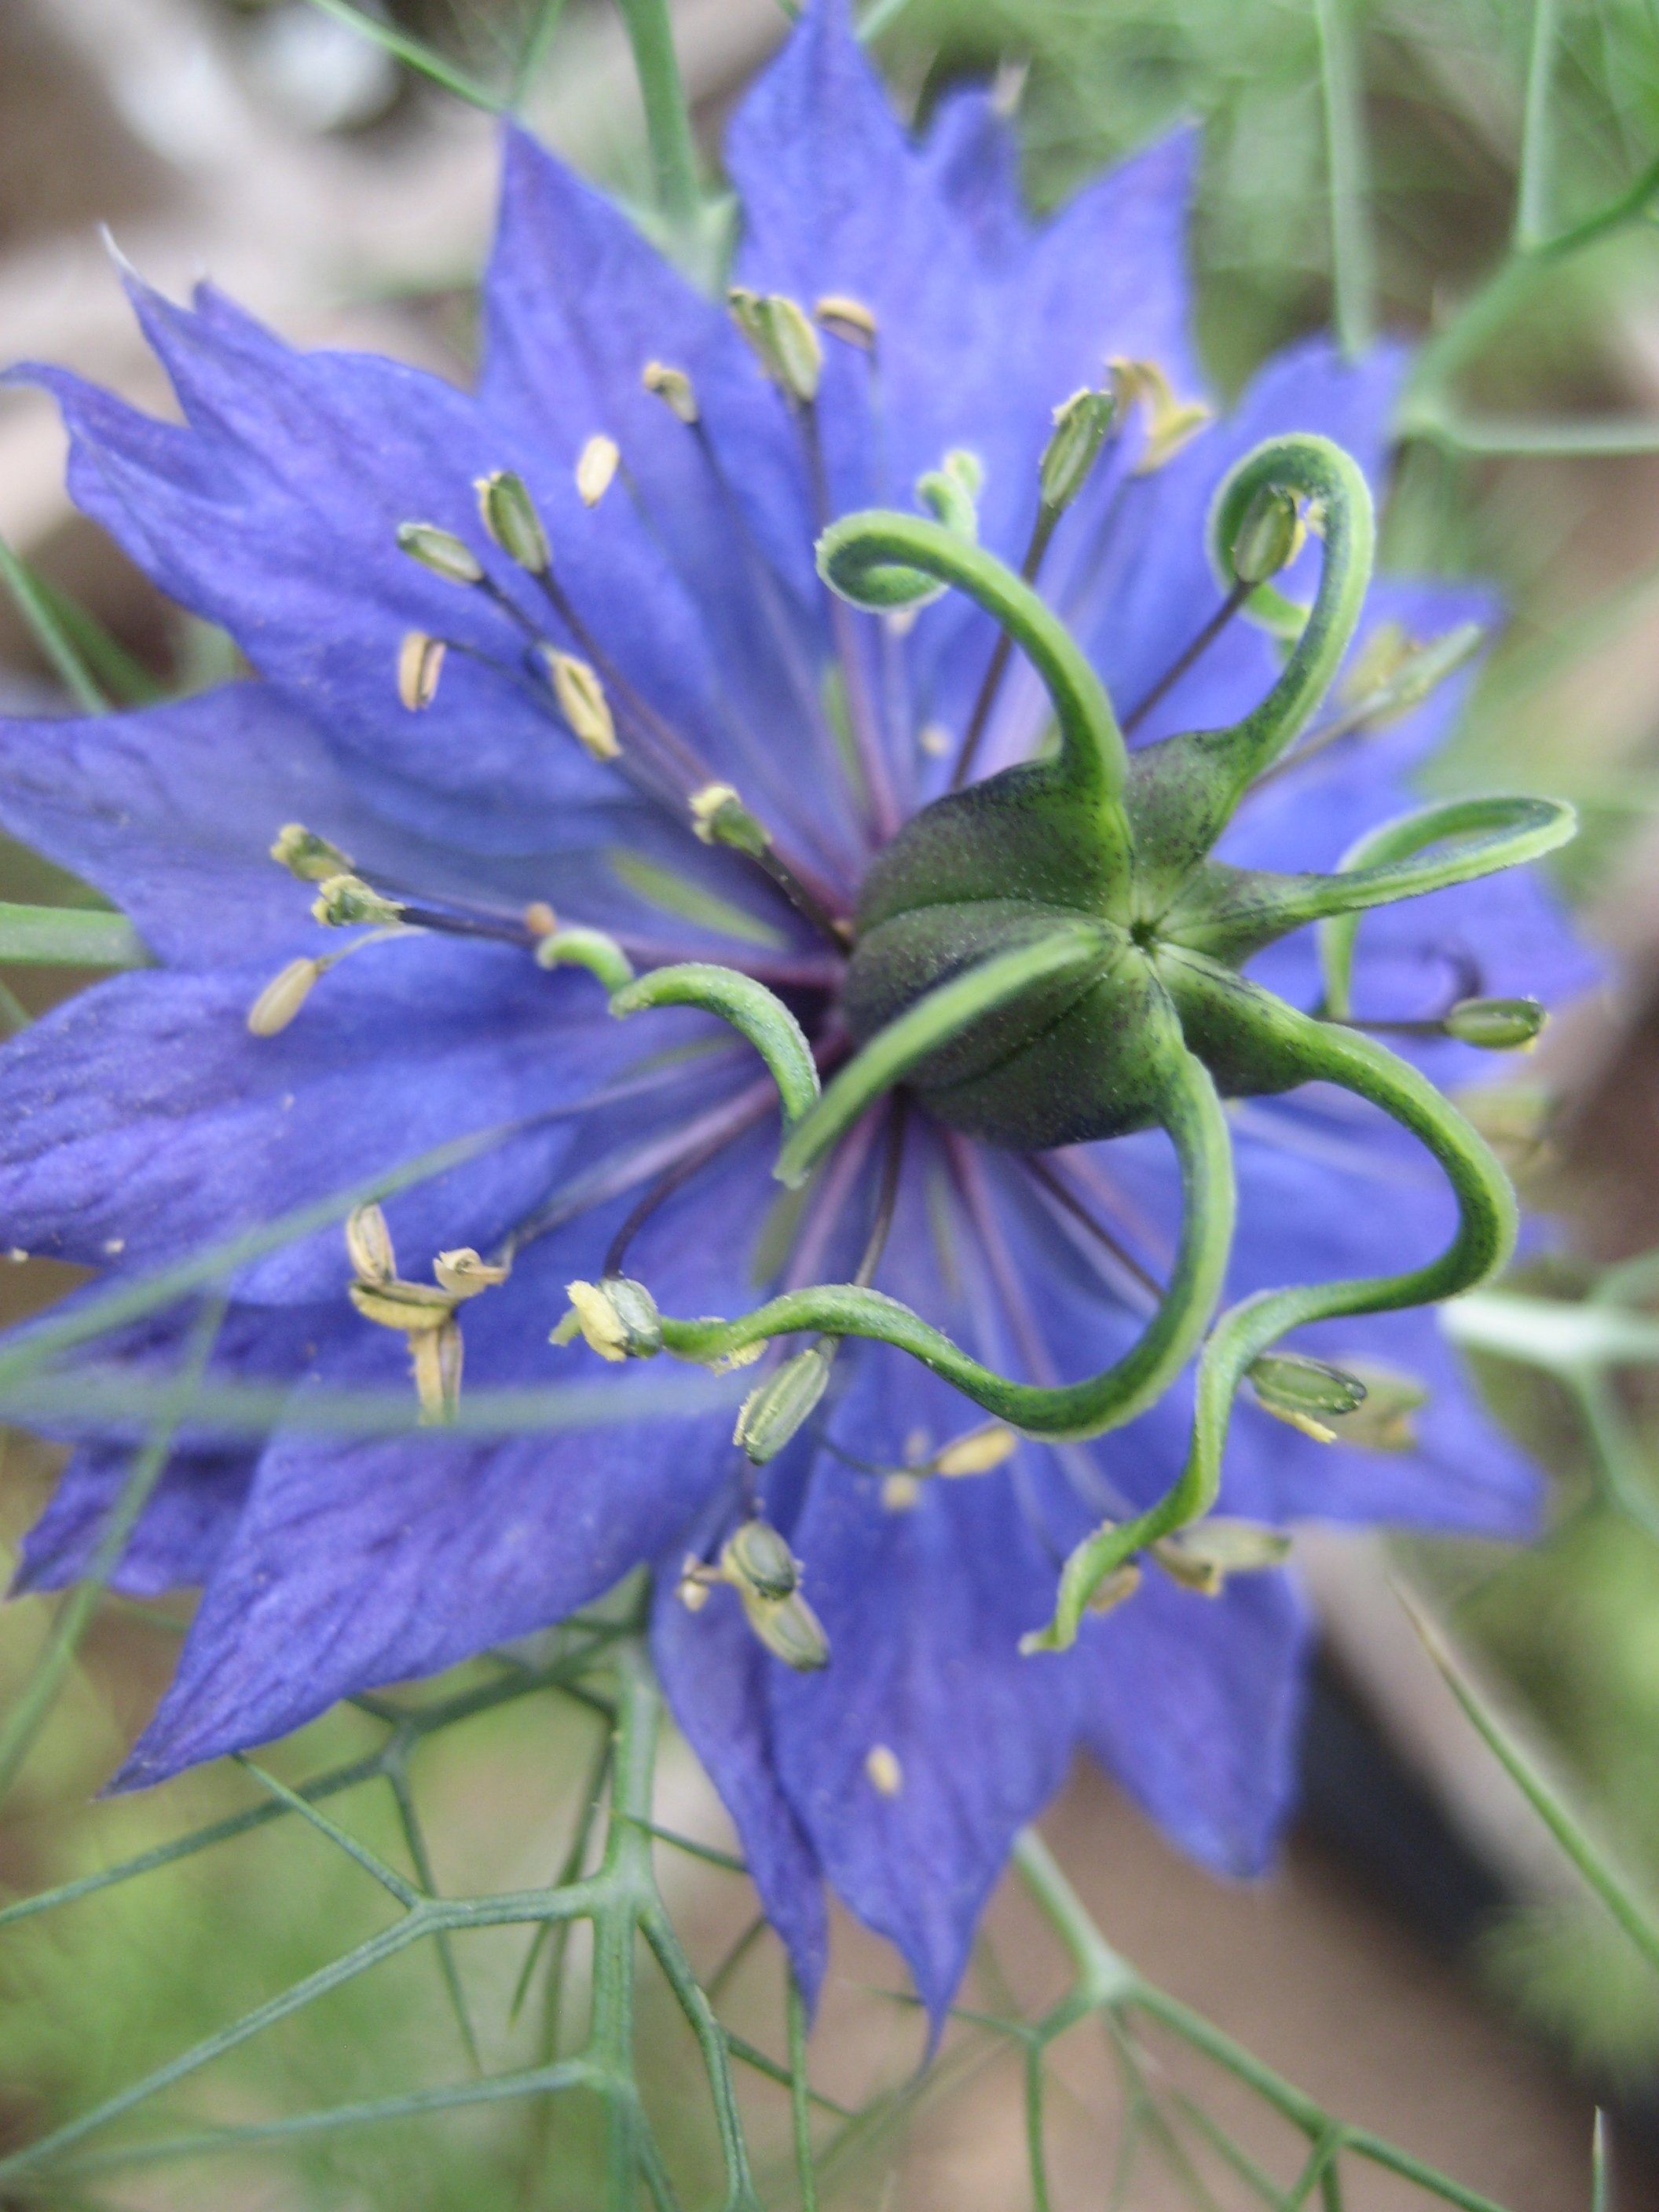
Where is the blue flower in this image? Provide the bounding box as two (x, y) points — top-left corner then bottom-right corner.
(0, 0), (1598, 2019)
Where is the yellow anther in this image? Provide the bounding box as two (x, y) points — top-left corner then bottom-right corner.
(523, 900), (558, 939)
(247, 958), (320, 1038)
(932, 1423), (1017, 1478)
(642, 360), (699, 423)
(814, 294), (878, 350)
(864, 1744), (903, 1796)
(346, 1201), (397, 1286)
(881, 1473), (921, 1511)
(433, 1247), (511, 1298)
(1153, 1519), (1292, 1596)
(544, 650), (620, 762)
(1084, 1562), (1143, 1616)
(577, 434), (621, 507)
(348, 1277), (455, 1331)
(271, 823), (353, 882)
(397, 631), (446, 712)
(1108, 357), (1214, 474)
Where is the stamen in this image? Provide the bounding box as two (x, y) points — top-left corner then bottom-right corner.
(1108, 357), (1214, 474)
(395, 522), (485, 585)
(1120, 580), (1250, 738)
(1249, 621), (1485, 793)
(313, 874), (405, 928)
(950, 388), (1116, 791)
(690, 782), (848, 947)
(728, 288), (823, 407)
(397, 631), (446, 712)
(1152, 1518), (1291, 1594)
(1020, 1155), (1163, 1309)
(272, 822), (353, 882)
(642, 360), (699, 424)
(599, 1094), (782, 1280)
(475, 468), (551, 576)
(342, 1201), (506, 1426)
(1342, 995), (1547, 1052)
(544, 650), (621, 761)
(797, 394), (900, 837)
(1248, 1350), (1368, 1441)
(576, 434), (621, 508)
(813, 295), (877, 352)
(864, 1745), (903, 1796)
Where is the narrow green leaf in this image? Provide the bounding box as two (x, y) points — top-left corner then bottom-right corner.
(1516, 0), (1562, 250)
(1400, 1587), (1659, 1981)
(301, 0), (504, 110)
(0, 534), (108, 713)
(0, 1299), (225, 1809)
(234, 1755), (421, 1908)
(385, 1762), (485, 2073)
(1312, 0), (1379, 358)
(0, 902), (147, 969)
(511, 0), (569, 103)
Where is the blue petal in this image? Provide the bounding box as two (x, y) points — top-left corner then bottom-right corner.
(20, 1442), (255, 1599)
(0, 679), (802, 971)
(652, 1575), (829, 2005)
(0, 942), (692, 1298)
(17, 286), (749, 862)
(12, 1297), (324, 1597)
(738, 1141), (1079, 2022)
(480, 130), (862, 876)
(914, 89), (1026, 260)
(116, 1131), (780, 1787)
(1074, 1565), (1310, 1876)
(771, 1471), (1080, 2025)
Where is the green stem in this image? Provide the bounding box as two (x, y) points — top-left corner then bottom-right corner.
(1312, 0), (1378, 357)
(786, 1976), (819, 2212)
(1204, 435), (1376, 796)
(1516, 0), (1562, 251)
(1167, 795), (1577, 978)
(612, 962), (821, 1127)
(1029, 981), (1514, 1647)
(665, 1031), (1235, 1447)
(1313, 795), (1576, 1015)
(816, 510), (1133, 854)
(613, 0), (701, 229)
(0, 901), (148, 969)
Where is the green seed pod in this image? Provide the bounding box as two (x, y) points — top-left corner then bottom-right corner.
(734, 1345), (832, 1464)
(1443, 996), (1547, 1051)
(394, 521), (484, 585)
(740, 1588), (830, 1671)
(1248, 1352), (1368, 1442)
(1229, 485), (1305, 587)
(1039, 388), (1116, 515)
(720, 1518), (800, 1602)
(475, 470), (551, 574)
